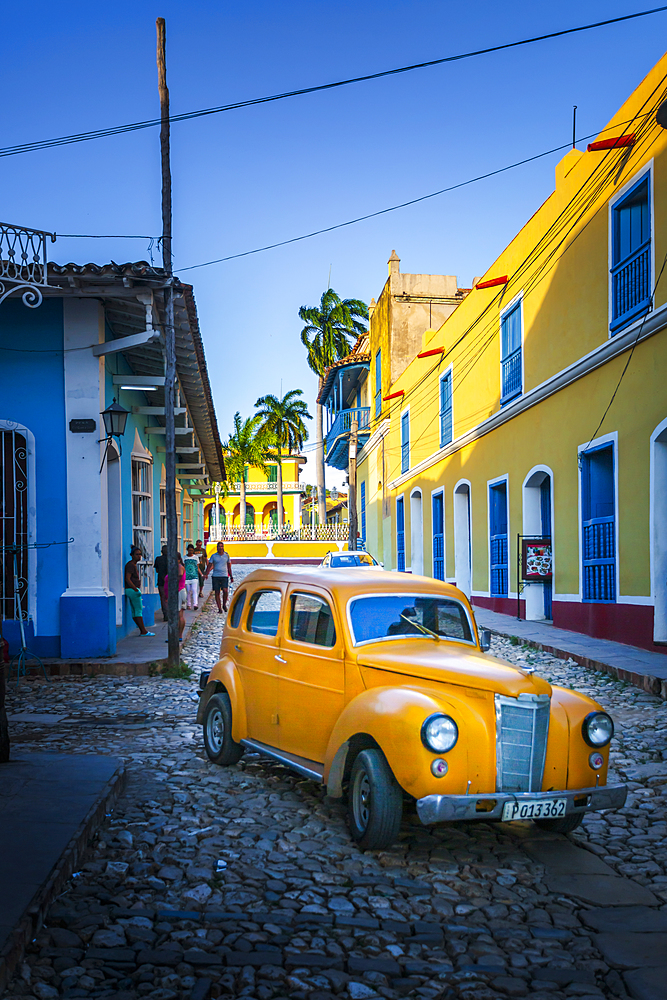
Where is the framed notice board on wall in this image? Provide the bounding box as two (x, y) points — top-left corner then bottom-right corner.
(521, 538), (552, 580)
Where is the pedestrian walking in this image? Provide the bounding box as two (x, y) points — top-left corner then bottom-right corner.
(204, 541), (234, 613)
(165, 553), (187, 641)
(184, 544), (200, 610)
(154, 545), (168, 621)
(194, 539), (207, 598)
(124, 547), (155, 637)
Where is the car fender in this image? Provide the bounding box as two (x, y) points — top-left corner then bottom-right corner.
(196, 656), (248, 742)
(324, 684), (494, 800)
(551, 685), (611, 788)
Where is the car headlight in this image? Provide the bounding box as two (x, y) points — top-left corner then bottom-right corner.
(582, 711), (614, 748)
(421, 713), (458, 753)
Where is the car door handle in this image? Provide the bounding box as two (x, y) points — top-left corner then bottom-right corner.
(235, 644), (242, 652)
(275, 654), (287, 663)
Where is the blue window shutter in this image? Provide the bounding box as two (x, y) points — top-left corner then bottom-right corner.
(360, 481), (366, 544)
(396, 497), (405, 571)
(375, 350), (382, 416)
(500, 303), (522, 404)
(401, 412), (410, 473)
(581, 446), (616, 602)
(439, 372), (453, 447)
(489, 482), (508, 596)
(611, 176), (651, 332)
(432, 493), (444, 580)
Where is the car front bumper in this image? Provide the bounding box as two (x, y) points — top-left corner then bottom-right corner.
(416, 783), (627, 825)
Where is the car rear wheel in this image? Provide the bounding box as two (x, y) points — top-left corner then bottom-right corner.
(203, 692), (244, 765)
(347, 748), (403, 850)
(533, 813), (583, 833)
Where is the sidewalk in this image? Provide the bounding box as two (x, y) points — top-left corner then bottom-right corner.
(41, 580), (213, 677)
(474, 605), (667, 698)
(0, 752), (126, 991)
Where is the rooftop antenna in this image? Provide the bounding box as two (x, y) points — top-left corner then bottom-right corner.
(572, 105), (577, 149)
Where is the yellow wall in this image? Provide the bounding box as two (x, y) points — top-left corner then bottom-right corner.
(359, 52), (667, 649)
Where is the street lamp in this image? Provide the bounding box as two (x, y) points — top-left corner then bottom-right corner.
(100, 397), (129, 471)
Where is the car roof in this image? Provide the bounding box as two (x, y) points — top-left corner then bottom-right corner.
(236, 565), (467, 602)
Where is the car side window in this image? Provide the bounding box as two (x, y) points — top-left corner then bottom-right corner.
(290, 592), (336, 647)
(229, 589), (246, 628)
(247, 589), (282, 637)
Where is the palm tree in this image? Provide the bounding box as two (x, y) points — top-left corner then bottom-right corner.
(255, 389), (312, 534)
(299, 288), (368, 525)
(222, 412), (269, 533)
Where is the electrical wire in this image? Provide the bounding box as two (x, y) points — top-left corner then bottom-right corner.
(375, 79), (667, 468)
(2, 6), (665, 161)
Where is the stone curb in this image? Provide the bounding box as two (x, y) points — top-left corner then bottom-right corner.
(485, 628), (667, 701)
(0, 760), (127, 993)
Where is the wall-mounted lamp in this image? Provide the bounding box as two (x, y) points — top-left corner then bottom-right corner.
(100, 397), (129, 471)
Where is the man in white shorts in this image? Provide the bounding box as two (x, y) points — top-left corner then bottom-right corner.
(204, 542), (234, 613)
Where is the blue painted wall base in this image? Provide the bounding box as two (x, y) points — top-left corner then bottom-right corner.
(3, 620), (60, 658)
(60, 594), (116, 658)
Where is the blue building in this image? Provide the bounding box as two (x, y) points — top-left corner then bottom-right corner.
(0, 249), (224, 659)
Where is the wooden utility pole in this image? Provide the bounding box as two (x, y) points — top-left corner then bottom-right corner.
(157, 17), (179, 667)
(348, 420), (358, 551)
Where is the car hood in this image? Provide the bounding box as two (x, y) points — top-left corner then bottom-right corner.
(356, 640), (552, 698)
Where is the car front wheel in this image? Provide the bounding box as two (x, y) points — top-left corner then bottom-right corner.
(347, 747), (403, 850)
(202, 692), (244, 765)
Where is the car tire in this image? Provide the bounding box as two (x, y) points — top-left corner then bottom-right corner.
(202, 692), (245, 765)
(347, 748), (403, 850)
(533, 812), (584, 834)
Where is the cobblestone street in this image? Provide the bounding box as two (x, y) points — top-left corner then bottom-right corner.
(4, 568), (667, 1000)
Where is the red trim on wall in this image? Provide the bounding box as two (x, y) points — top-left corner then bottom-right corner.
(383, 390), (405, 401)
(417, 347), (445, 359)
(474, 275), (508, 290)
(587, 134), (636, 152)
(473, 596), (525, 618)
(552, 602), (665, 655)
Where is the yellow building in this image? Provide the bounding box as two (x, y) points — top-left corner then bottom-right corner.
(358, 53), (667, 654)
(203, 456), (351, 561)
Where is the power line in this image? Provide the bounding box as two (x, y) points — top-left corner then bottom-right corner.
(2, 6), (665, 160)
(176, 121), (644, 272)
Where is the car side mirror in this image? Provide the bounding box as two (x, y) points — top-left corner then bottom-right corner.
(479, 630), (491, 652)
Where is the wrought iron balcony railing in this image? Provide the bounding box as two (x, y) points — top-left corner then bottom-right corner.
(208, 523), (350, 542)
(610, 240), (651, 333)
(326, 407), (371, 445)
(0, 222), (55, 308)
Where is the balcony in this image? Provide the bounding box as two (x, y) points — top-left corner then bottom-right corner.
(0, 221), (54, 308)
(610, 240), (651, 333)
(220, 481), (303, 495)
(209, 523), (350, 542)
(325, 407), (371, 470)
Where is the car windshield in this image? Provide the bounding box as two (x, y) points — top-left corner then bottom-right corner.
(349, 594), (473, 645)
(329, 553), (376, 567)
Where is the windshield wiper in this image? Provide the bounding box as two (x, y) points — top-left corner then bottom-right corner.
(399, 613), (440, 641)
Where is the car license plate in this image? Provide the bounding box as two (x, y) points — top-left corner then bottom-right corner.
(501, 797), (567, 822)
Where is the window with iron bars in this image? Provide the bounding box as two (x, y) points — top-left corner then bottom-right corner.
(132, 458), (153, 592)
(183, 501), (193, 545)
(1, 430), (28, 622)
(401, 411), (410, 474)
(500, 301), (522, 404)
(611, 174), (651, 333)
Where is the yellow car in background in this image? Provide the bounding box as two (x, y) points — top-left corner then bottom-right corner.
(197, 567), (626, 849)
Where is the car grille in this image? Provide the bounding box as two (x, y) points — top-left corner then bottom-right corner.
(495, 693), (550, 793)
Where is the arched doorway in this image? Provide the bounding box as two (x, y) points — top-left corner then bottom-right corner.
(453, 481), (471, 597)
(410, 489), (423, 575)
(523, 468), (553, 621)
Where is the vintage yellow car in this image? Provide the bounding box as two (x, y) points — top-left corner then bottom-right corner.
(197, 567), (626, 849)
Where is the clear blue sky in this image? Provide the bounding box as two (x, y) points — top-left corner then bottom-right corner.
(4, 1), (666, 486)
